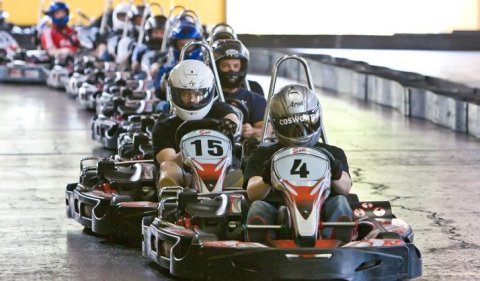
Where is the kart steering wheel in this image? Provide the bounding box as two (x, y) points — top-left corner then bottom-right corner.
(225, 98), (249, 125)
(175, 118), (236, 148)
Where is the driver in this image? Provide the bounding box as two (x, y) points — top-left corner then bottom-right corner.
(40, 1), (79, 57)
(153, 20), (204, 99)
(152, 59), (240, 189)
(131, 15), (167, 76)
(212, 39), (267, 139)
(243, 84), (354, 243)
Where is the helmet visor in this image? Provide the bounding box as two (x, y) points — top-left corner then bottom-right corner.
(171, 87), (213, 110)
(271, 108), (321, 139)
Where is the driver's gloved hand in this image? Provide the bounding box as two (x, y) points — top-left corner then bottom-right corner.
(331, 160), (343, 180)
(262, 160), (272, 185)
(218, 118), (238, 136)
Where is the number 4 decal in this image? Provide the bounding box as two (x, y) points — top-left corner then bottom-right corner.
(290, 159), (310, 178)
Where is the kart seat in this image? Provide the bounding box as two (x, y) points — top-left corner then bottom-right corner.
(122, 88), (150, 101)
(104, 163), (143, 184)
(118, 100), (146, 116)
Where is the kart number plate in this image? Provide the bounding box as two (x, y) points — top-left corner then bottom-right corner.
(8, 68), (22, 78)
(181, 130), (231, 161)
(272, 147), (330, 184)
(25, 70), (40, 79)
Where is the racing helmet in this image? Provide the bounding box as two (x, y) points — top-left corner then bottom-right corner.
(112, 3), (130, 32)
(144, 15), (167, 49)
(0, 10), (9, 26)
(45, 2), (69, 27)
(212, 39), (249, 89)
(270, 84), (322, 147)
(169, 21), (204, 60)
(127, 5), (150, 30)
(209, 23), (237, 43)
(168, 60), (215, 121)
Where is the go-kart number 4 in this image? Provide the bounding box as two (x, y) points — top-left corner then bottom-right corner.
(290, 159), (310, 178)
(273, 152), (329, 183)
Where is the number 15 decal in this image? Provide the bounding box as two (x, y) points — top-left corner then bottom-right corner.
(290, 159), (310, 178)
(191, 139), (224, 156)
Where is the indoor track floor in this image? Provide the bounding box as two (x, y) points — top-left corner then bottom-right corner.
(0, 73), (479, 280)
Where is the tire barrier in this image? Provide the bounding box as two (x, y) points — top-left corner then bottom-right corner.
(249, 48), (480, 139)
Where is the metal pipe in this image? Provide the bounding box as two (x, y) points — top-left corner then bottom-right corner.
(99, 0), (112, 35)
(245, 224), (283, 229)
(160, 5), (185, 53)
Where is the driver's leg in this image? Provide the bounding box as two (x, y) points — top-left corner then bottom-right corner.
(246, 201), (277, 243)
(157, 161), (187, 188)
(322, 195), (353, 243)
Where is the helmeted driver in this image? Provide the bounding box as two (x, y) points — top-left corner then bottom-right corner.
(154, 20), (204, 98)
(152, 59), (240, 189)
(131, 15), (167, 76)
(243, 84), (354, 243)
(212, 39), (267, 139)
(40, 1), (79, 57)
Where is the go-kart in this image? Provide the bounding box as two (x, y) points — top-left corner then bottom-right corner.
(141, 55), (422, 281)
(141, 117), (248, 259)
(45, 55), (74, 89)
(65, 157), (157, 239)
(66, 58), (116, 98)
(115, 131), (153, 161)
(91, 95), (158, 150)
(65, 116), (238, 240)
(0, 47), (50, 83)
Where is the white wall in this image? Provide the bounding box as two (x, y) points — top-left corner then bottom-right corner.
(226, 0), (479, 35)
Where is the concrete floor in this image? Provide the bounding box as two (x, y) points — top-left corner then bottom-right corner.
(0, 76), (479, 280)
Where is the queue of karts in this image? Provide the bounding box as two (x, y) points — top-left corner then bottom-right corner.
(1, 2), (421, 280)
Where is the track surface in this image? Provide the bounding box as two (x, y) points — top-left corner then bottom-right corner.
(0, 78), (479, 280)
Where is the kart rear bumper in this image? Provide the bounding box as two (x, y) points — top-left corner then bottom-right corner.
(0, 64), (47, 83)
(66, 184), (157, 238)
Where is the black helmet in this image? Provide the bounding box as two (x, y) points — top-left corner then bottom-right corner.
(270, 84), (322, 147)
(212, 39), (249, 89)
(209, 23), (237, 43)
(144, 15), (166, 49)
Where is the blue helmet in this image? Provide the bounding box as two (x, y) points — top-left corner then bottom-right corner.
(169, 21), (204, 61)
(45, 2), (70, 27)
(169, 21), (203, 48)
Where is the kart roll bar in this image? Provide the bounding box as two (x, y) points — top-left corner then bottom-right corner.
(99, 0), (113, 35)
(208, 23), (237, 44)
(121, 0), (135, 38)
(179, 41), (225, 103)
(159, 5), (186, 53)
(260, 54), (328, 144)
(160, 7), (202, 54)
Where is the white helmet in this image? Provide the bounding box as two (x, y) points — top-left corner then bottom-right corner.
(112, 3), (131, 32)
(168, 60), (215, 121)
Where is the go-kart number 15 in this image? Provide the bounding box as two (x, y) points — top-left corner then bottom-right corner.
(190, 139), (223, 156)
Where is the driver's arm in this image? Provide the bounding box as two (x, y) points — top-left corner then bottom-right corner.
(332, 172), (352, 196)
(156, 148), (182, 166)
(253, 120), (270, 139)
(246, 176), (271, 201)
